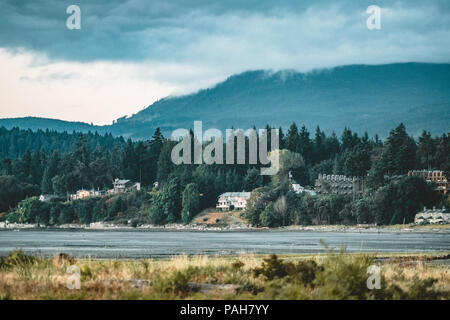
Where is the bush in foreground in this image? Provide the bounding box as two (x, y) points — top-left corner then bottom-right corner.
(0, 250), (448, 300)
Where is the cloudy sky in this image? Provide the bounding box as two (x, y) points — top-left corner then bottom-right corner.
(0, 0), (449, 124)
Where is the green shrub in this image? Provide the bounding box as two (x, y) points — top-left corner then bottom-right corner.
(374, 275), (448, 300)
(130, 219), (139, 228)
(313, 251), (373, 299)
(253, 254), (291, 280)
(0, 249), (38, 270)
(253, 254), (322, 287)
(152, 267), (199, 298)
(81, 264), (93, 280)
(256, 278), (312, 299)
(295, 260), (323, 287)
(231, 260), (245, 271)
(253, 250), (449, 300)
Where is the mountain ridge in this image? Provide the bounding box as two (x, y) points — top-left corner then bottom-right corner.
(1, 63), (449, 140)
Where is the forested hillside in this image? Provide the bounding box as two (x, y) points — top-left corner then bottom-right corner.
(0, 126), (125, 159)
(0, 123), (448, 227)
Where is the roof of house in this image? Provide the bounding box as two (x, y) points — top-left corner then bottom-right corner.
(114, 179), (131, 184)
(409, 169), (444, 174)
(39, 194), (58, 200)
(416, 207), (448, 215)
(218, 192), (251, 198)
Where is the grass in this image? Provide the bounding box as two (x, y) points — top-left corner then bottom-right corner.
(0, 250), (449, 300)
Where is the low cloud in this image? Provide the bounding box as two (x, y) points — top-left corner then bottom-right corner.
(0, 49), (178, 124)
(0, 0), (449, 123)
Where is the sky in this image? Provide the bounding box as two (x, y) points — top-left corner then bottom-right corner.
(0, 0), (449, 125)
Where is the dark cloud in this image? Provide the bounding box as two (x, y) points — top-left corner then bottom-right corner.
(1, 0), (449, 124)
(0, 0), (448, 64)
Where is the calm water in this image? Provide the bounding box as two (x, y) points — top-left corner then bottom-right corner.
(0, 230), (449, 258)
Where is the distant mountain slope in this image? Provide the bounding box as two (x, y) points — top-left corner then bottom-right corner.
(0, 117), (103, 134)
(1, 63), (449, 139)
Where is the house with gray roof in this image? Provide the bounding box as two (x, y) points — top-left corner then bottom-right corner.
(414, 207), (450, 224)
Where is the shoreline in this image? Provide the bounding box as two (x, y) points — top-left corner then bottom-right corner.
(1, 222), (449, 233)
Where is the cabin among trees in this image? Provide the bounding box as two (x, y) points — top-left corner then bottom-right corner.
(112, 179), (141, 193)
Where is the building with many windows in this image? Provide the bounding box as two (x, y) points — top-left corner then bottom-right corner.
(314, 174), (365, 199)
(408, 170), (448, 195)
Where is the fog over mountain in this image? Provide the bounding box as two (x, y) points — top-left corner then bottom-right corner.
(1, 63), (449, 140)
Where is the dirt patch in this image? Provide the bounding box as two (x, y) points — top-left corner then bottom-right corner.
(194, 209), (247, 226)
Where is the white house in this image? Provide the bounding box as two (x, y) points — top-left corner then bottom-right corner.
(69, 189), (91, 201)
(291, 183), (316, 196)
(216, 192), (251, 211)
(69, 188), (105, 201)
(414, 207), (450, 224)
(110, 178), (141, 194)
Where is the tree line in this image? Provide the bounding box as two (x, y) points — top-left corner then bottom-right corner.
(0, 126), (125, 159)
(0, 123), (448, 226)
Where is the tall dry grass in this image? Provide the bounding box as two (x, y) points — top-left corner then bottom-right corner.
(0, 250), (449, 300)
